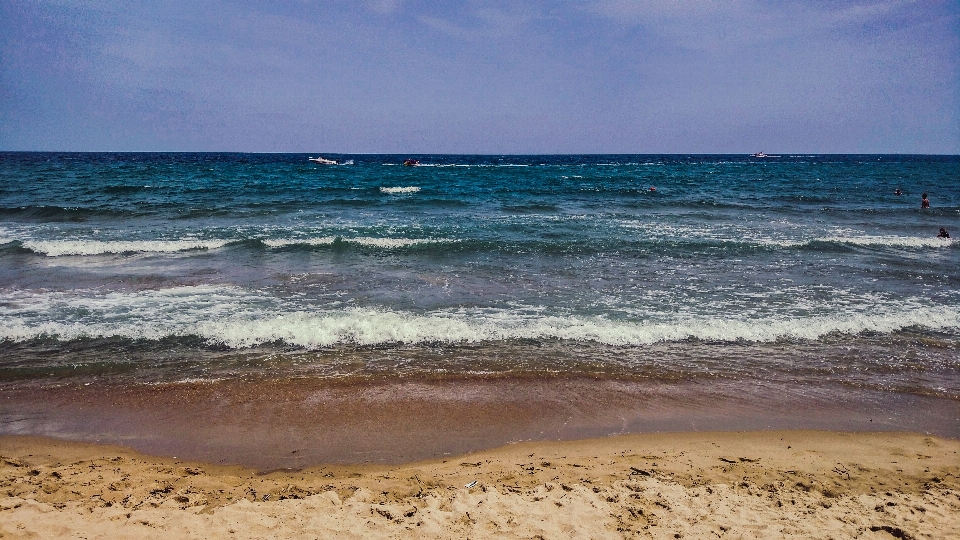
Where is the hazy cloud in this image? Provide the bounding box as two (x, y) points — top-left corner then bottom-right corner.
(368, 0), (402, 15)
(417, 3), (539, 41)
(586, 0), (923, 50)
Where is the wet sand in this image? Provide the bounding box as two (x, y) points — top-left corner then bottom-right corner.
(1, 376), (958, 469)
(2, 430), (958, 539)
(0, 377), (960, 469)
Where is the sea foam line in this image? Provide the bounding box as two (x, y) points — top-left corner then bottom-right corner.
(617, 221), (955, 248)
(190, 307), (960, 348)
(2, 287), (958, 348)
(816, 235), (955, 248)
(4, 307), (958, 348)
(22, 239), (230, 256)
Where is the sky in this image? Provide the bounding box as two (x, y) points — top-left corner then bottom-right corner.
(1, 0), (958, 153)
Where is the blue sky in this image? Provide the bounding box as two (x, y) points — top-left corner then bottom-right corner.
(2, 0), (958, 153)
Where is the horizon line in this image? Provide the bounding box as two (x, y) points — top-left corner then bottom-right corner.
(2, 150), (959, 157)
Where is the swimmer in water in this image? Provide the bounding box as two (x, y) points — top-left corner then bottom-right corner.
(894, 188), (902, 196)
(938, 228), (950, 239)
(921, 193), (930, 209)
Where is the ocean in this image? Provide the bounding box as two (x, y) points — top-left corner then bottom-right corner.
(1, 152), (958, 463)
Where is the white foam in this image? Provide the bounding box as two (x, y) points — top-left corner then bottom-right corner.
(352, 237), (449, 248)
(380, 186), (420, 194)
(22, 239), (230, 256)
(0, 224), (41, 246)
(617, 220), (805, 246)
(263, 237), (337, 248)
(2, 286), (958, 349)
(617, 221), (955, 249)
(817, 235), (955, 248)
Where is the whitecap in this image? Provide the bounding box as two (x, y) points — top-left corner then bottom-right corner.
(262, 237), (337, 248)
(22, 239), (229, 256)
(817, 235), (954, 248)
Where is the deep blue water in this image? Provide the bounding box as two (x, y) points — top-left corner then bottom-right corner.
(1, 153), (958, 400)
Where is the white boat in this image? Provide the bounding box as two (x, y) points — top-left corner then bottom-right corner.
(752, 152), (768, 158)
(309, 157), (339, 165)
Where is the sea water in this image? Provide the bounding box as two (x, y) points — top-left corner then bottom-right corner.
(0, 153), (957, 405)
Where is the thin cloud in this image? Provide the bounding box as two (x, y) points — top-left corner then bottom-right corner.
(416, 3), (538, 41)
(368, 0), (402, 15)
(585, 0), (921, 50)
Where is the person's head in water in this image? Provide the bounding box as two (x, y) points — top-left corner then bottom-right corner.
(939, 228), (950, 238)
(895, 188), (902, 196)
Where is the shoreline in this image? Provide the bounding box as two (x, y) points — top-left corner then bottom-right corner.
(2, 430), (958, 538)
(2, 375), (958, 469)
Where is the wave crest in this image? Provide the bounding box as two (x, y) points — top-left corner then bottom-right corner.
(2, 287), (957, 348)
(23, 239), (229, 256)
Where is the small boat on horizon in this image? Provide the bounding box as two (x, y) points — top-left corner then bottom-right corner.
(402, 159), (420, 167)
(751, 152), (780, 158)
(309, 157), (339, 165)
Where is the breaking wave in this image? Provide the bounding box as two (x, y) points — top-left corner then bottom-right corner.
(22, 239), (230, 256)
(2, 286), (957, 349)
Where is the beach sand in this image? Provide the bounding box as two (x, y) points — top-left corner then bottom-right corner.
(2, 430), (958, 539)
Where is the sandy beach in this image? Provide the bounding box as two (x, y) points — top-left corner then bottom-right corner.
(2, 430), (958, 539)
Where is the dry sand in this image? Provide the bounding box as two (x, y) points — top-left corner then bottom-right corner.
(2, 430), (958, 539)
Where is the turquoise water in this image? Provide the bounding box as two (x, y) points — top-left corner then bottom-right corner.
(0, 153), (957, 403)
